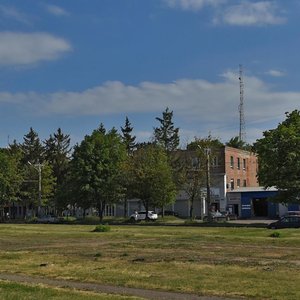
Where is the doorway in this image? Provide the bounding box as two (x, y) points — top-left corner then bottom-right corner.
(252, 198), (268, 217)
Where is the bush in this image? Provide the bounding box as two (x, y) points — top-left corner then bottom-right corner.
(269, 231), (281, 238)
(92, 224), (111, 232)
(25, 217), (38, 224)
(184, 219), (199, 225)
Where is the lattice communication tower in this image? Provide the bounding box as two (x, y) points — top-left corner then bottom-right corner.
(238, 64), (246, 142)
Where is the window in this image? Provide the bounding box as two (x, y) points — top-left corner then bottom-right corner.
(243, 179), (247, 187)
(237, 179), (241, 188)
(212, 156), (219, 167)
(230, 179), (234, 190)
(230, 156), (234, 168)
(237, 157), (240, 169)
(243, 158), (246, 170)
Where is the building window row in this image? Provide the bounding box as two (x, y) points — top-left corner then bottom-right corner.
(230, 156), (246, 170)
(191, 156), (220, 169)
(230, 178), (247, 190)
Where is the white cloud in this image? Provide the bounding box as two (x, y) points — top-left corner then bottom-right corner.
(1, 72), (299, 144)
(0, 32), (72, 66)
(45, 4), (69, 17)
(0, 5), (31, 24)
(217, 1), (286, 26)
(163, 0), (224, 11)
(265, 69), (286, 77)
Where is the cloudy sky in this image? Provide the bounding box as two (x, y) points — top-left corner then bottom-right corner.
(0, 0), (299, 148)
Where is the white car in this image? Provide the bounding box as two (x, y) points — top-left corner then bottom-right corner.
(130, 211), (158, 221)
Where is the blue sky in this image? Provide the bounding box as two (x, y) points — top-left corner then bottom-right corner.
(0, 0), (300, 148)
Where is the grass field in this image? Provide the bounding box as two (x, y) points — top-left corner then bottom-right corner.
(0, 224), (299, 299)
(0, 280), (142, 300)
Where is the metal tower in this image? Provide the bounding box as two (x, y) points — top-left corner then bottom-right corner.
(238, 64), (246, 142)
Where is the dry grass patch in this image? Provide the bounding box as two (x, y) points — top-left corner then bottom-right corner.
(0, 224), (299, 299)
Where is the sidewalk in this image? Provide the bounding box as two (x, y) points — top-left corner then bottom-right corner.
(0, 273), (239, 300)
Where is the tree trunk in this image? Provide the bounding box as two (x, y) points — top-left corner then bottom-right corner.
(189, 196), (194, 220)
(123, 198), (127, 218)
(145, 199), (149, 222)
(97, 200), (105, 223)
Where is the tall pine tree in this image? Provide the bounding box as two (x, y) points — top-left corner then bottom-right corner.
(120, 117), (136, 217)
(21, 127), (44, 164)
(44, 128), (72, 212)
(153, 107), (180, 152)
(121, 116), (136, 155)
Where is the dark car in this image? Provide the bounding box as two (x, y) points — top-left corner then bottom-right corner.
(36, 215), (60, 224)
(267, 216), (300, 229)
(284, 211), (300, 217)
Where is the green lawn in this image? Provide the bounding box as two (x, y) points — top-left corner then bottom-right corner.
(0, 224), (299, 299)
(0, 280), (142, 300)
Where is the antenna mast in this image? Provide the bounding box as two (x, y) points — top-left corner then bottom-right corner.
(238, 64), (246, 142)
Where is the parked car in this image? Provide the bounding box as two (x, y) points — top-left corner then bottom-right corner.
(130, 211), (158, 221)
(220, 211), (238, 220)
(284, 211), (300, 217)
(203, 211), (227, 221)
(267, 216), (300, 229)
(159, 210), (179, 217)
(37, 215), (60, 224)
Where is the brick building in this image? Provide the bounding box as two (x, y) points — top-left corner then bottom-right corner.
(224, 146), (258, 192)
(165, 146), (259, 218)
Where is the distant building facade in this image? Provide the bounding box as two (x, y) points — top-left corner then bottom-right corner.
(169, 146), (259, 218)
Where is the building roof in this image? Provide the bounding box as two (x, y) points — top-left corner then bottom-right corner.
(229, 186), (278, 193)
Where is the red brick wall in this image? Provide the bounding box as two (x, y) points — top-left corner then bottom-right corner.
(224, 146), (258, 191)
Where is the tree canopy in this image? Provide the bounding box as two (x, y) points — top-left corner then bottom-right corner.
(121, 116), (136, 155)
(71, 126), (127, 221)
(226, 136), (253, 151)
(255, 110), (300, 203)
(129, 144), (176, 214)
(153, 107), (180, 152)
(0, 149), (22, 206)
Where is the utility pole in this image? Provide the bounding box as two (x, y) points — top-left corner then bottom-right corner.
(205, 148), (212, 221)
(197, 145), (212, 221)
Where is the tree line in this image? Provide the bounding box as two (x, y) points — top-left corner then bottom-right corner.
(0, 108), (184, 220)
(3, 107), (296, 221)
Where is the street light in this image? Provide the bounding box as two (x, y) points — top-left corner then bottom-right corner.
(28, 161), (43, 217)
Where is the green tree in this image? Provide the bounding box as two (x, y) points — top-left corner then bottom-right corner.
(44, 128), (72, 212)
(44, 128), (72, 184)
(130, 144), (176, 217)
(255, 110), (300, 203)
(21, 127), (44, 164)
(184, 136), (223, 219)
(71, 126), (127, 222)
(153, 107), (180, 152)
(121, 116), (136, 155)
(226, 136), (253, 151)
(187, 135), (223, 151)
(0, 149), (23, 217)
(121, 117), (136, 217)
(178, 152), (205, 219)
(19, 129), (55, 216)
